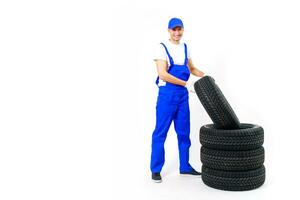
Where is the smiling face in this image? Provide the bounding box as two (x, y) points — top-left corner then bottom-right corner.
(168, 26), (184, 43)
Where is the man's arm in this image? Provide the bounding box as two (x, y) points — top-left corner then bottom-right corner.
(156, 59), (186, 86)
(188, 58), (205, 77)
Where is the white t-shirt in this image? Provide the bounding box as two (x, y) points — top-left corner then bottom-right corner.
(154, 40), (191, 66)
(154, 40), (191, 86)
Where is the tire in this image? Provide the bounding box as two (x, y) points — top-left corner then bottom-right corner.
(194, 76), (240, 129)
(201, 146), (265, 171)
(200, 123), (264, 150)
(202, 165), (266, 191)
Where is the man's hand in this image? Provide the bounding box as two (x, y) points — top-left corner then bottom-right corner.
(185, 79), (196, 93)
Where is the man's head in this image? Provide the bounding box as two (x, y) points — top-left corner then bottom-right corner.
(168, 18), (184, 42)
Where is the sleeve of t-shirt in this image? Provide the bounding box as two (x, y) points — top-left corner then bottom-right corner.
(187, 43), (191, 59)
(154, 43), (168, 61)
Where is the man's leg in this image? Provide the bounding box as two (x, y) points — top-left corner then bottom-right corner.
(150, 94), (176, 173)
(173, 94), (193, 173)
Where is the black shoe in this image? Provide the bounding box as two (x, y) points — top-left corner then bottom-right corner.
(180, 168), (201, 176)
(152, 173), (162, 183)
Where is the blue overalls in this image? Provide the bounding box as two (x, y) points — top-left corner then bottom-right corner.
(151, 42), (193, 173)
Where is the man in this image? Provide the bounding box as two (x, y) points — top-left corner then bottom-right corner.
(151, 17), (205, 183)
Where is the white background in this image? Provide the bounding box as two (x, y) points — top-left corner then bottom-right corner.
(1, 0), (300, 199)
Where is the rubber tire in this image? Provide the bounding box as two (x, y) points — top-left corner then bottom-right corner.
(194, 76), (241, 129)
(200, 123), (264, 151)
(201, 146), (265, 171)
(202, 165), (266, 191)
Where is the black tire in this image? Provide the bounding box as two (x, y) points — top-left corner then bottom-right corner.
(201, 146), (265, 171)
(202, 165), (266, 191)
(200, 123), (264, 150)
(194, 76), (241, 129)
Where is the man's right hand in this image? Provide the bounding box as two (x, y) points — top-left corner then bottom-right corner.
(185, 79), (196, 93)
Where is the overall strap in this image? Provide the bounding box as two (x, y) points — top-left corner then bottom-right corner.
(160, 43), (174, 66)
(155, 43), (174, 86)
(184, 43), (188, 65)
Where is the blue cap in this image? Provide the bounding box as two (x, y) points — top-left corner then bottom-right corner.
(168, 18), (184, 29)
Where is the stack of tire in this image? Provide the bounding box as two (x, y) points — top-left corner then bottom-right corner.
(194, 76), (265, 191)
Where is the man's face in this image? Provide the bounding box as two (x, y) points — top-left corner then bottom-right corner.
(168, 26), (184, 42)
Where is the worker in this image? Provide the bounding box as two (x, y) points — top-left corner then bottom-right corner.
(151, 17), (205, 183)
